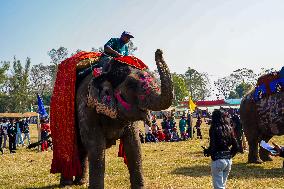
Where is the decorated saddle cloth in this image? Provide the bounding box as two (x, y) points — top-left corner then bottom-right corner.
(77, 53), (148, 81)
(252, 71), (284, 135)
(50, 51), (147, 178)
(253, 71), (284, 101)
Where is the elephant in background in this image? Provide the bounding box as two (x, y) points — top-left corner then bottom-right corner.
(60, 49), (173, 188)
(240, 86), (284, 163)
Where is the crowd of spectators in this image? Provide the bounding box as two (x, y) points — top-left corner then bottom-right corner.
(0, 117), (51, 154)
(0, 118), (30, 154)
(140, 112), (205, 143)
(139, 108), (247, 153)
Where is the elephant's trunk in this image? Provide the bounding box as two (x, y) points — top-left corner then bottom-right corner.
(146, 49), (173, 111)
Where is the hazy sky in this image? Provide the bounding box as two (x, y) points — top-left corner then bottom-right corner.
(1, 0), (283, 78)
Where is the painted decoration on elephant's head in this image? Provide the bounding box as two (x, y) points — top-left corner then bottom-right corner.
(114, 91), (131, 111)
(140, 72), (160, 94)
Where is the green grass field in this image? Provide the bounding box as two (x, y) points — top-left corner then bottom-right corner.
(0, 120), (283, 189)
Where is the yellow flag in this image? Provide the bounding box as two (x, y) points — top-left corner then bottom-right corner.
(188, 97), (196, 113)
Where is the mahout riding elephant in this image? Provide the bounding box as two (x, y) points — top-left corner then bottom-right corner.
(240, 73), (284, 163)
(58, 49), (173, 188)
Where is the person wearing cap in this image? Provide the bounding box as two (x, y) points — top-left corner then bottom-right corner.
(92, 31), (134, 78)
(104, 31), (134, 57)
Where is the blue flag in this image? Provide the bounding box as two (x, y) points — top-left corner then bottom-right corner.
(37, 94), (48, 117)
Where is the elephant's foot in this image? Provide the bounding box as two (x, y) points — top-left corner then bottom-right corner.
(248, 156), (263, 164)
(248, 159), (263, 164)
(59, 176), (73, 187)
(73, 176), (87, 185)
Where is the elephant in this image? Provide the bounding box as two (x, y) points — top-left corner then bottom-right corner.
(240, 73), (284, 163)
(58, 49), (173, 188)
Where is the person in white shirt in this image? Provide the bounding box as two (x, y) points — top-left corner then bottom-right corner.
(2, 119), (8, 148)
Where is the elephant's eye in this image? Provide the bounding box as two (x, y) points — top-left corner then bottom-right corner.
(138, 73), (145, 79)
(126, 79), (138, 90)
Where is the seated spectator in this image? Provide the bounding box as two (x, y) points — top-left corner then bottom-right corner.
(157, 129), (166, 142)
(171, 127), (180, 142)
(145, 131), (157, 143)
(151, 125), (158, 139)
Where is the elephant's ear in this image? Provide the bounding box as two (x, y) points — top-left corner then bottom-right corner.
(87, 79), (118, 119)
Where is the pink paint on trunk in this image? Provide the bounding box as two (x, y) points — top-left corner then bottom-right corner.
(115, 91), (131, 111)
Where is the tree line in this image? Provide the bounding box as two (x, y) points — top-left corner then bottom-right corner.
(172, 67), (275, 105)
(0, 46), (275, 112)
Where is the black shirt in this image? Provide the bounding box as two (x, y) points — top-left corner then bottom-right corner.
(209, 124), (239, 160)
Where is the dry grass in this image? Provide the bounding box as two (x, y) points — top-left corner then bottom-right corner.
(0, 120), (283, 189)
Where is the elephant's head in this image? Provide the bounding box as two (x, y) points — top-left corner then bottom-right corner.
(88, 49), (173, 122)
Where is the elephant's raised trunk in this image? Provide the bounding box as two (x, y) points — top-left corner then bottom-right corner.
(146, 49), (173, 111)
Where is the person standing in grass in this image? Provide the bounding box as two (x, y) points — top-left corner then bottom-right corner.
(22, 119), (31, 146)
(7, 119), (17, 153)
(186, 113), (193, 139)
(15, 118), (23, 146)
(0, 120), (3, 154)
(2, 119), (8, 149)
(40, 118), (50, 151)
(195, 115), (203, 139)
(204, 110), (239, 189)
(169, 113), (176, 130)
(179, 115), (187, 140)
(161, 115), (171, 141)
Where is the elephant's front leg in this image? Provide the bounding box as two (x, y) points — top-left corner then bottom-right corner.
(88, 135), (106, 189)
(123, 124), (144, 189)
(247, 135), (262, 164)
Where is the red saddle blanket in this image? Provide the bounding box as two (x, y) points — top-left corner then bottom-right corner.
(114, 56), (148, 70)
(50, 52), (146, 178)
(50, 51), (102, 179)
